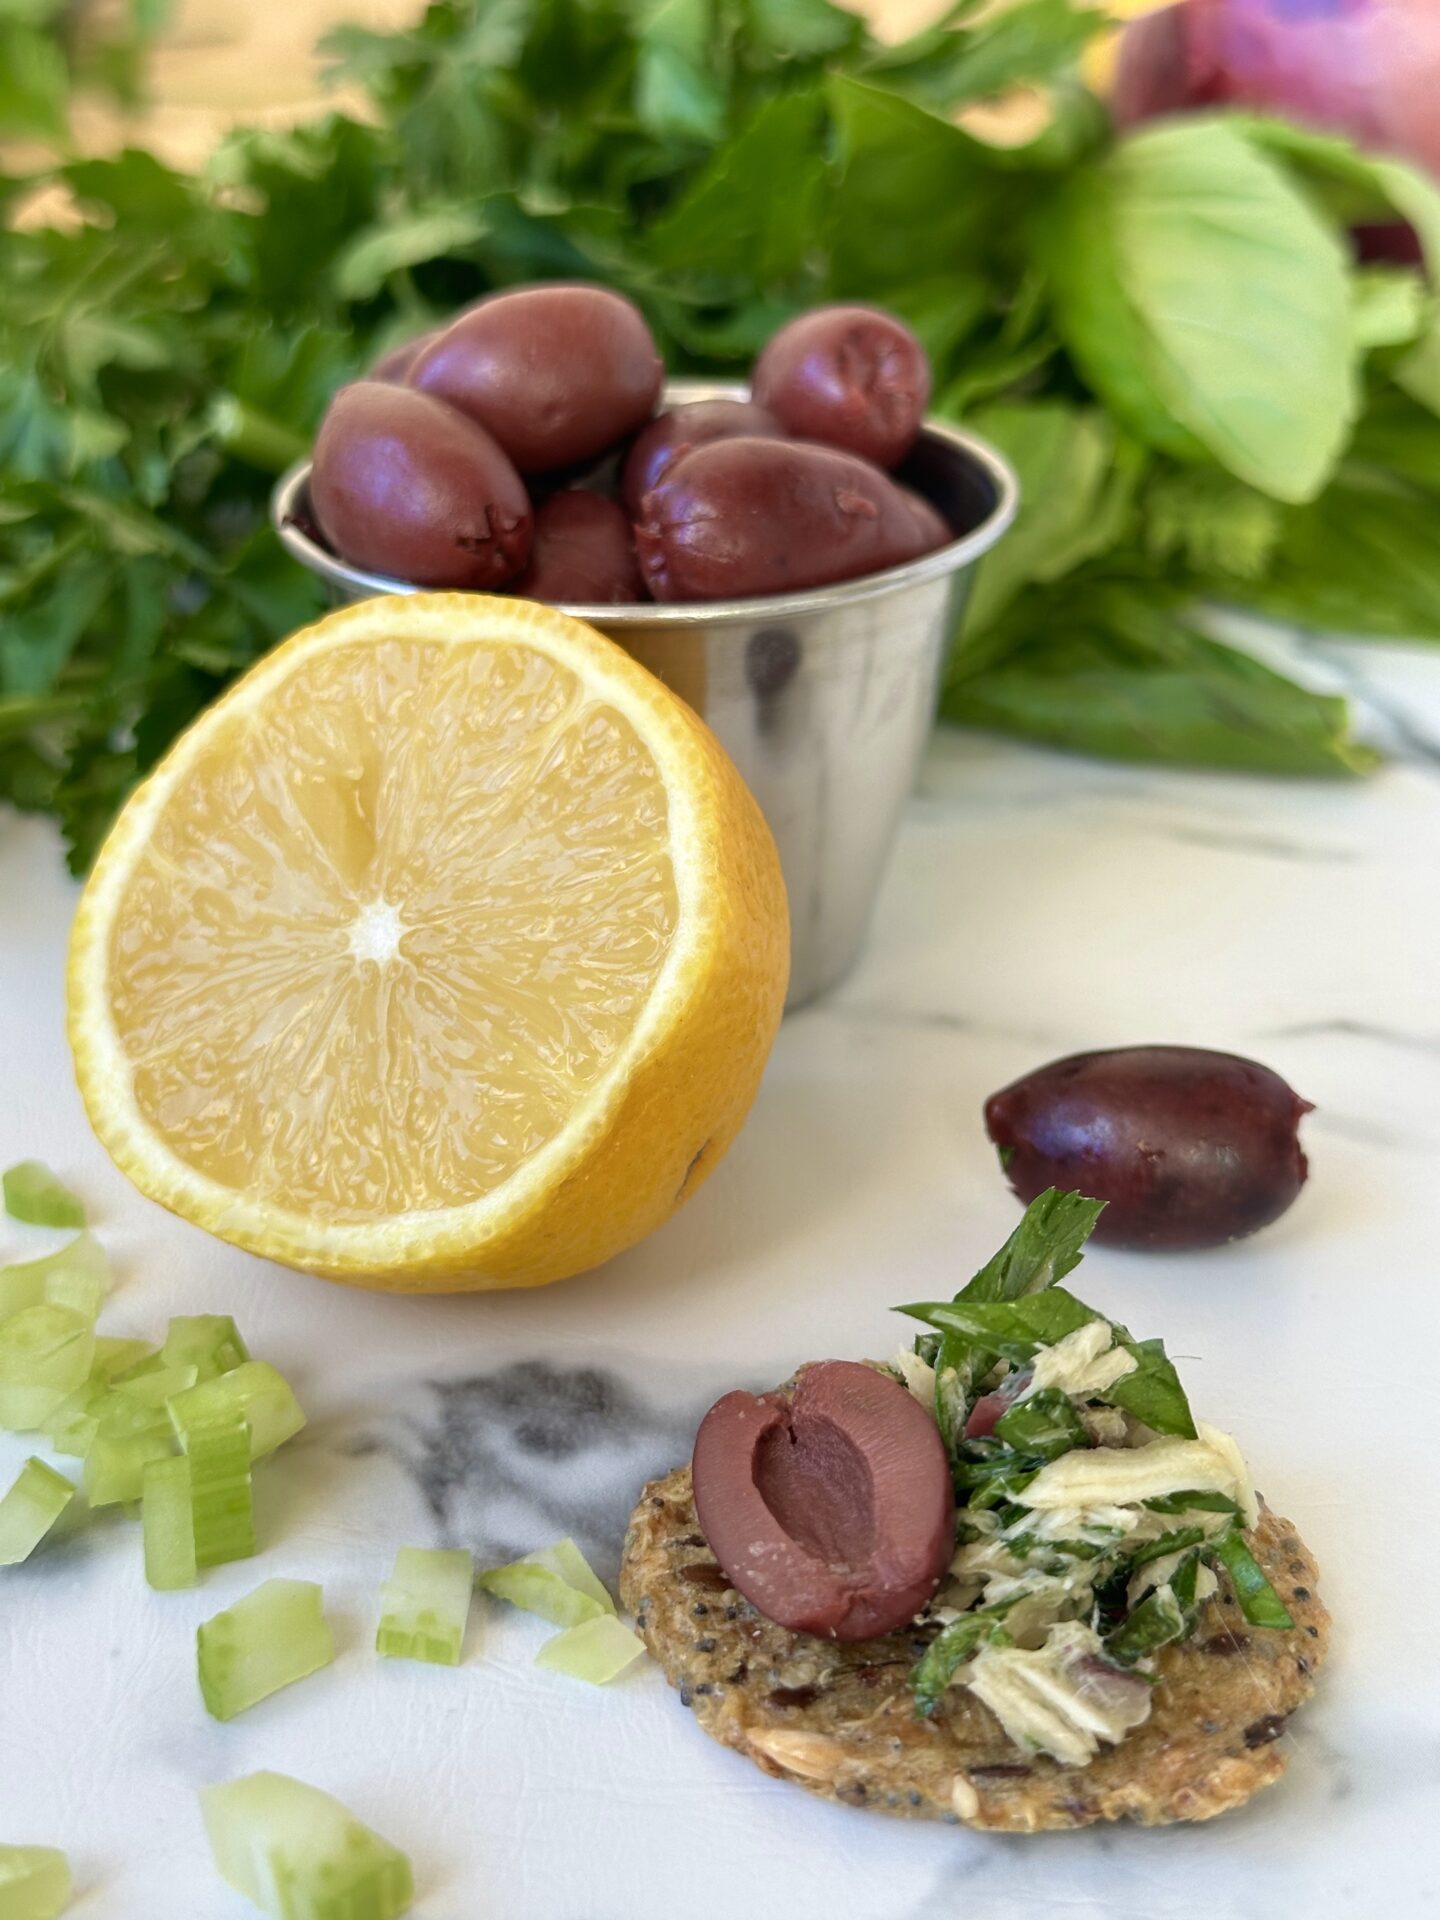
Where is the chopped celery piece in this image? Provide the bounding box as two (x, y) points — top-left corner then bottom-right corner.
(0, 1306), (95, 1430)
(0, 1845), (72, 1919)
(477, 1537), (616, 1627)
(197, 1579), (334, 1720)
(94, 1337), (153, 1381)
(534, 1538), (616, 1614)
(200, 1771), (413, 1920)
(0, 1458), (75, 1565)
(40, 1337), (153, 1458)
(3, 1162), (84, 1229)
(113, 1362), (199, 1409)
(376, 1547), (473, 1665)
(160, 1314), (249, 1382)
(82, 1389), (175, 1505)
(477, 1562), (605, 1630)
(188, 1417), (255, 1569)
(38, 1379), (108, 1458)
(170, 1362), (304, 1461)
(0, 1234), (109, 1325)
(534, 1614), (646, 1685)
(142, 1455), (197, 1590)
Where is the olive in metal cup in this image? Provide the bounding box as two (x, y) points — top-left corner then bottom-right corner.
(272, 382), (1018, 1009)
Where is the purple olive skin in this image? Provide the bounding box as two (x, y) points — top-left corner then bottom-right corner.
(897, 485), (952, 550)
(368, 327), (442, 384)
(516, 490), (644, 605)
(309, 382), (533, 589)
(752, 305), (932, 470)
(692, 1360), (954, 1641)
(985, 1046), (1314, 1251)
(620, 400), (786, 518)
(634, 436), (938, 603)
(408, 284), (663, 474)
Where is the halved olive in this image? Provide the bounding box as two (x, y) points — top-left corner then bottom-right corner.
(691, 1360), (953, 1641)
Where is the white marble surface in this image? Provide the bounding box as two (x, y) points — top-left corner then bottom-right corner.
(3, 636), (1440, 1919)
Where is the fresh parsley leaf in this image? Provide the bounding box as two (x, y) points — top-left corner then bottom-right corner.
(956, 1188), (1105, 1304)
(1104, 1335), (1196, 1441)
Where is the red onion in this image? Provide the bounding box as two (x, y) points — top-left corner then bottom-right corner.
(1114, 0), (1440, 182)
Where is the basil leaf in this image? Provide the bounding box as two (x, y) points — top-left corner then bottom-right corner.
(993, 1387), (1087, 1461)
(945, 582), (1378, 779)
(956, 403), (1140, 641)
(1243, 466), (1440, 644)
(1035, 118), (1359, 502)
(1209, 1529), (1295, 1630)
(957, 1189), (1105, 1304)
(911, 1604), (1014, 1717)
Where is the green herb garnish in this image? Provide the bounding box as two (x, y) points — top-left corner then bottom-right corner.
(1209, 1528), (1296, 1630)
(896, 1194), (1297, 1725)
(912, 1605), (1016, 1718)
(6, 2), (1440, 865)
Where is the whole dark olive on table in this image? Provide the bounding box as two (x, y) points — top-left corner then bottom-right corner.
(309, 382), (533, 589)
(517, 490), (644, 605)
(620, 399), (787, 518)
(692, 1360), (954, 1641)
(985, 1045), (1313, 1251)
(635, 436), (946, 603)
(752, 305), (931, 470)
(408, 284), (663, 474)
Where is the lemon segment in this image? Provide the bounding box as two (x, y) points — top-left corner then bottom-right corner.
(68, 595), (788, 1290)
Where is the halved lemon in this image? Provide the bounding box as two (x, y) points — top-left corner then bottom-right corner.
(68, 595), (788, 1290)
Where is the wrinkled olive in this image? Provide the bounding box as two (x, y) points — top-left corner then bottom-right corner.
(634, 437), (944, 603)
(309, 382), (532, 589)
(368, 327), (442, 383)
(691, 1360), (954, 1641)
(752, 305), (931, 469)
(620, 399), (786, 518)
(516, 490), (643, 605)
(408, 284), (663, 474)
(985, 1045), (1313, 1251)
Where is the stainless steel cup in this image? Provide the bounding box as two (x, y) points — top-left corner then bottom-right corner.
(271, 382), (1017, 1007)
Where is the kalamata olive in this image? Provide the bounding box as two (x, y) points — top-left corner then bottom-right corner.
(516, 489), (643, 605)
(309, 381), (532, 589)
(984, 1046), (1313, 1251)
(368, 327), (442, 383)
(408, 284), (663, 474)
(752, 305), (931, 469)
(897, 485), (952, 549)
(620, 400), (786, 518)
(635, 437), (940, 603)
(691, 1360), (954, 1641)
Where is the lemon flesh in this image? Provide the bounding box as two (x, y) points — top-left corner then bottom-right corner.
(69, 596), (788, 1289)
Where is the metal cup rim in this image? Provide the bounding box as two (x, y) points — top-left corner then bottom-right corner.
(270, 379), (1019, 625)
